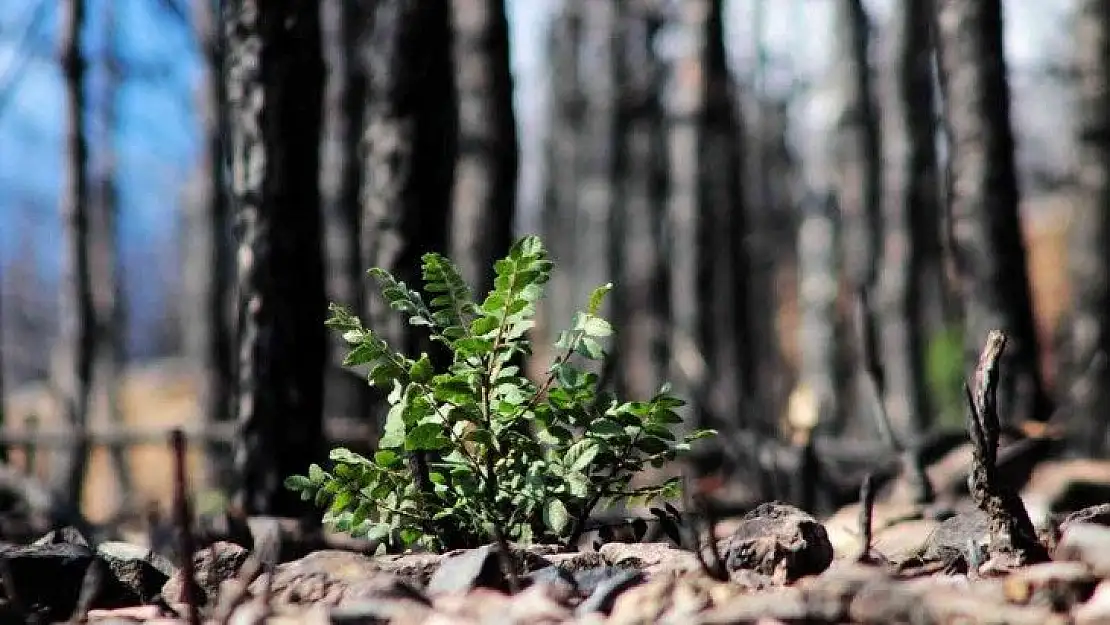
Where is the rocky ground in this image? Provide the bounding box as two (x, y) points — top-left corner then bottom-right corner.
(4, 467), (1110, 625)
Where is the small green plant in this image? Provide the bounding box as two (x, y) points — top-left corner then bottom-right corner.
(286, 235), (714, 551)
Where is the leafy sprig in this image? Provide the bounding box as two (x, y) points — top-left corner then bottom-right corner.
(286, 235), (715, 551)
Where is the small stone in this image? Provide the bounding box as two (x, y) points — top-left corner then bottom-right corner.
(33, 525), (90, 547)
(427, 544), (506, 595)
(1002, 561), (1096, 610)
(162, 540), (249, 605)
(1057, 523), (1110, 577)
(0, 541), (96, 622)
(718, 502), (834, 583)
(97, 541), (176, 604)
(599, 542), (701, 576)
(577, 569), (645, 616)
(260, 550), (427, 608)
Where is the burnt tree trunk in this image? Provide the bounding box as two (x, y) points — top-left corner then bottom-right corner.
(665, 0), (749, 432)
(320, 0), (370, 428)
(187, 0), (234, 488)
(1065, 0), (1110, 454)
(876, 0), (937, 445)
(226, 0), (327, 516)
(54, 0), (94, 508)
(540, 3), (583, 339)
(831, 0), (882, 293)
(933, 0), (1048, 424)
(450, 0), (519, 295)
(614, 1), (668, 400)
(92, 0), (133, 509)
(359, 0), (457, 500)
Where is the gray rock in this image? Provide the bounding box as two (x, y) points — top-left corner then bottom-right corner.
(576, 569), (645, 616)
(162, 540), (250, 605)
(1057, 523), (1110, 577)
(33, 525), (89, 547)
(427, 544), (506, 595)
(0, 541), (96, 622)
(97, 541), (176, 604)
(718, 502), (833, 583)
(259, 550), (428, 608)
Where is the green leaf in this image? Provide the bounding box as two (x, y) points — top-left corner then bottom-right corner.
(409, 354), (434, 383)
(284, 475), (312, 491)
(543, 499), (570, 534)
(405, 422), (450, 451)
(563, 440), (599, 472)
(581, 315), (613, 338)
(379, 405), (406, 449)
(374, 450), (401, 467)
(587, 283), (613, 315)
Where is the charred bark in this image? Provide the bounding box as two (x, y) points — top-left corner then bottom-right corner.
(54, 0), (94, 508)
(1065, 0), (1110, 455)
(450, 0), (519, 296)
(665, 0), (749, 431)
(320, 0), (371, 428)
(614, 1), (668, 400)
(227, 0), (327, 516)
(876, 0), (938, 445)
(933, 0), (1048, 424)
(359, 0), (457, 501)
(187, 0), (234, 487)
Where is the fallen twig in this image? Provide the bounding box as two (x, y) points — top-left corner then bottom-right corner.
(965, 330), (1048, 565)
(856, 473), (876, 564)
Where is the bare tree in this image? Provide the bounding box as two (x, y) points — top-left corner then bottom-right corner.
(320, 0), (370, 426)
(450, 0), (519, 295)
(665, 0), (749, 430)
(541, 2), (584, 338)
(1065, 0), (1110, 454)
(226, 0), (327, 516)
(360, 0), (457, 498)
(187, 0), (234, 487)
(933, 0), (1048, 424)
(831, 0), (882, 293)
(54, 0), (94, 507)
(91, 0), (133, 509)
(876, 0), (938, 444)
(613, 0), (668, 400)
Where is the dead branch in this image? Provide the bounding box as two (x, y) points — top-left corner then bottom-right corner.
(965, 330), (1048, 565)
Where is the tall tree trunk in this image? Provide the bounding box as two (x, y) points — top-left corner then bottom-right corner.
(450, 0), (519, 295)
(831, 0), (882, 294)
(1065, 0), (1110, 455)
(665, 0), (749, 431)
(320, 0), (370, 427)
(540, 4), (583, 339)
(226, 0), (327, 516)
(93, 0), (133, 511)
(572, 0), (618, 323)
(188, 0), (234, 489)
(359, 0), (457, 502)
(55, 0), (93, 508)
(614, 1), (668, 400)
(933, 0), (1048, 424)
(876, 0), (936, 445)
(796, 194), (843, 433)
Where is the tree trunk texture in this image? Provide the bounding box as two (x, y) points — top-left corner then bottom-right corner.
(1065, 0), (1110, 455)
(831, 0), (882, 293)
(92, 0), (133, 511)
(797, 194), (843, 433)
(359, 0), (456, 500)
(320, 0), (371, 429)
(188, 0), (234, 488)
(226, 0), (327, 516)
(540, 3), (584, 339)
(613, 1), (668, 400)
(876, 0), (937, 445)
(665, 0), (749, 431)
(933, 0), (1048, 424)
(450, 0), (519, 296)
(571, 0), (618, 325)
(54, 0), (94, 508)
